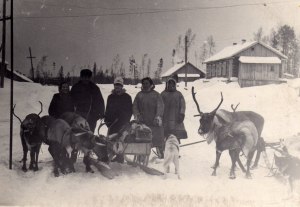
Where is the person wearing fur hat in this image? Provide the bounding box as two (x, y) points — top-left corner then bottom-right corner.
(161, 77), (187, 143)
(133, 77), (165, 158)
(70, 69), (105, 132)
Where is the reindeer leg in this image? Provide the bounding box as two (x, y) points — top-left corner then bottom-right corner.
(252, 137), (266, 169)
(229, 149), (237, 179)
(211, 151), (222, 169)
(251, 150), (260, 169)
(21, 137), (28, 172)
(212, 151), (221, 176)
(49, 146), (60, 177)
(237, 156), (246, 173)
(288, 176), (294, 194)
(29, 150), (35, 170)
(33, 146), (40, 171)
(60, 148), (72, 174)
(246, 151), (255, 179)
(83, 152), (94, 173)
(49, 143), (64, 176)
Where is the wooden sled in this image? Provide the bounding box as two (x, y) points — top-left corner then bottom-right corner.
(121, 142), (164, 176)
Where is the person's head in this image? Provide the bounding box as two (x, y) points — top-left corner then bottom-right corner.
(58, 82), (70, 94)
(80, 69), (93, 82)
(113, 77), (124, 95)
(141, 77), (154, 91)
(166, 78), (177, 92)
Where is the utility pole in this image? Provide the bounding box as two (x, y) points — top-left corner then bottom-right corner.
(185, 35), (188, 87)
(0, 0), (7, 88)
(10, 0), (14, 170)
(27, 47), (35, 80)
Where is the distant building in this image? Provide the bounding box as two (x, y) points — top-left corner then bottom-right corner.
(0, 59), (33, 82)
(203, 40), (288, 87)
(160, 62), (205, 82)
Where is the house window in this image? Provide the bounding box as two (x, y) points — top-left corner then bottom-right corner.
(270, 66), (274, 72)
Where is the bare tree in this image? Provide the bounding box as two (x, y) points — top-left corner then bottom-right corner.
(141, 53), (148, 78)
(207, 35), (216, 57)
(119, 62), (125, 78)
(146, 58), (151, 77)
(155, 58), (163, 79)
(172, 28), (196, 65)
(112, 54), (120, 77)
(57, 66), (64, 80)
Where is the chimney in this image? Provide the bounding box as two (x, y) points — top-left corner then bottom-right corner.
(241, 39), (246, 44)
(233, 43), (237, 45)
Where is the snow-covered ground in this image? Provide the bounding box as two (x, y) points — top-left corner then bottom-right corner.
(1, 78), (300, 206)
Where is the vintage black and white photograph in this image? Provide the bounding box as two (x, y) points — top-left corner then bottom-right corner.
(1, 0), (300, 206)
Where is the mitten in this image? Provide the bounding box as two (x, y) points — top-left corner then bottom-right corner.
(153, 116), (162, 127)
(135, 114), (143, 123)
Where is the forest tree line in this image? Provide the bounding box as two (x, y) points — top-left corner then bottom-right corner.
(27, 24), (300, 85)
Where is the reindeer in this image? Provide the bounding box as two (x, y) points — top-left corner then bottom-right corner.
(41, 115), (106, 176)
(192, 87), (264, 179)
(230, 103), (267, 169)
(13, 102), (45, 172)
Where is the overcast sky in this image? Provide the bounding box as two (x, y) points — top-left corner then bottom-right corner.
(2, 0), (300, 77)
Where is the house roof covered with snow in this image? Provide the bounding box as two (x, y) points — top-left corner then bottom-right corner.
(161, 62), (205, 78)
(161, 62), (185, 77)
(239, 56), (281, 64)
(1, 58), (33, 82)
(6, 67), (33, 83)
(203, 41), (287, 63)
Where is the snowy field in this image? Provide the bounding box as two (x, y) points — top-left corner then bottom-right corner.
(1, 78), (300, 206)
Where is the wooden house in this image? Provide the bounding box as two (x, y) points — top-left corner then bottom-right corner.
(161, 62), (205, 82)
(0, 59), (33, 82)
(203, 40), (288, 87)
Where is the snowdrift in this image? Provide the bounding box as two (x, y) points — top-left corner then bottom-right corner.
(1, 77), (300, 206)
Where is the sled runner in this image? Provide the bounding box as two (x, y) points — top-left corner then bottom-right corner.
(89, 158), (116, 179)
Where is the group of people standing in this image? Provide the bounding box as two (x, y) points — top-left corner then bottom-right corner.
(48, 68), (187, 161)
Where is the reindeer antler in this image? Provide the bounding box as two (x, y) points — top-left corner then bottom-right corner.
(231, 103), (240, 112)
(37, 101), (43, 116)
(12, 104), (22, 123)
(211, 92), (223, 114)
(97, 119), (107, 136)
(192, 87), (202, 117)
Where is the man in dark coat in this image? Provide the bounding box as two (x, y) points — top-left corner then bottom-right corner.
(161, 77), (187, 143)
(133, 77), (165, 158)
(105, 77), (133, 135)
(48, 82), (75, 118)
(70, 69), (105, 132)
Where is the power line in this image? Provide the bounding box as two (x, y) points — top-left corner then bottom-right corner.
(20, 0), (300, 11)
(14, 0), (300, 20)
(22, 1), (153, 11)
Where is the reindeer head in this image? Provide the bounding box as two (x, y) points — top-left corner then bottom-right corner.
(13, 102), (44, 149)
(192, 87), (223, 135)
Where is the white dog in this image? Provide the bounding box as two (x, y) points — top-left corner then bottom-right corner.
(163, 134), (180, 179)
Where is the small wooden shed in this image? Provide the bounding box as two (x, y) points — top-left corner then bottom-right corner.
(203, 41), (288, 87)
(161, 62), (205, 82)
